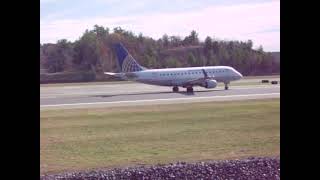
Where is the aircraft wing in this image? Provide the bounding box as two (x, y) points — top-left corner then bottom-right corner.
(180, 77), (206, 86)
(180, 69), (215, 86)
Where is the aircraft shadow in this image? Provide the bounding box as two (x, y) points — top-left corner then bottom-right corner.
(92, 89), (224, 98)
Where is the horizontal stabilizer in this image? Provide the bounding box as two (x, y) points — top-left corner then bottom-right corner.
(104, 72), (117, 75)
(104, 72), (124, 78)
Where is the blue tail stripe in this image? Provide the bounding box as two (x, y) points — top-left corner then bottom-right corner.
(114, 43), (128, 68)
(113, 43), (145, 72)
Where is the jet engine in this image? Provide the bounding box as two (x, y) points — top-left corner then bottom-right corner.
(202, 79), (218, 88)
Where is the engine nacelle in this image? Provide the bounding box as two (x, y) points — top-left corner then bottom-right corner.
(202, 79), (218, 89)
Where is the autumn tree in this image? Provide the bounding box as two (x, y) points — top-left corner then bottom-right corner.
(40, 25), (280, 82)
(162, 34), (169, 48)
(187, 52), (197, 66)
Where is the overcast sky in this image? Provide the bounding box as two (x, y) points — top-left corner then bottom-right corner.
(40, 0), (280, 51)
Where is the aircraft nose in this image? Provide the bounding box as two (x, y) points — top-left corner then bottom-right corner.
(235, 71), (243, 80)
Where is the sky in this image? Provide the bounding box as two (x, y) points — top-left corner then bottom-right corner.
(40, 0), (280, 51)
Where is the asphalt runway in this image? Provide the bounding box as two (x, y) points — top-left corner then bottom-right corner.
(40, 79), (280, 110)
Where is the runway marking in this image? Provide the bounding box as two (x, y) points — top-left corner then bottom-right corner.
(41, 93), (280, 108)
(40, 85), (280, 99)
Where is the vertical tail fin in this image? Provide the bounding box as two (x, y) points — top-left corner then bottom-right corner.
(114, 43), (145, 72)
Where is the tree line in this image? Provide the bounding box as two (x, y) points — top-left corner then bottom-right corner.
(40, 25), (280, 77)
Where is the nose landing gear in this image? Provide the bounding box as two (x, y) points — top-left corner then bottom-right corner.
(224, 82), (229, 90)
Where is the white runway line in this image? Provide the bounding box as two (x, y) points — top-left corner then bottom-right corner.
(40, 93), (280, 109)
(40, 85), (280, 99)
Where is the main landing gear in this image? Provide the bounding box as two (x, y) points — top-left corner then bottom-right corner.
(186, 87), (194, 93)
(172, 86), (179, 92)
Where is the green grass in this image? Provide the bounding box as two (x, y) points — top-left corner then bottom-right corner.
(40, 98), (280, 174)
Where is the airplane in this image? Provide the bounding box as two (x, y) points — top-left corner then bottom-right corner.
(105, 43), (243, 93)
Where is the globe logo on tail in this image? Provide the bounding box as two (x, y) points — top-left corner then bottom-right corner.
(114, 43), (145, 73)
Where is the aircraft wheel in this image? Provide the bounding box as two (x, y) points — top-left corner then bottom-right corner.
(186, 87), (194, 93)
(224, 84), (229, 90)
(173, 86), (179, 92)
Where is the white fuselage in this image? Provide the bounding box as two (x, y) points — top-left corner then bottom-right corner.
(123, 66), (242, 87)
